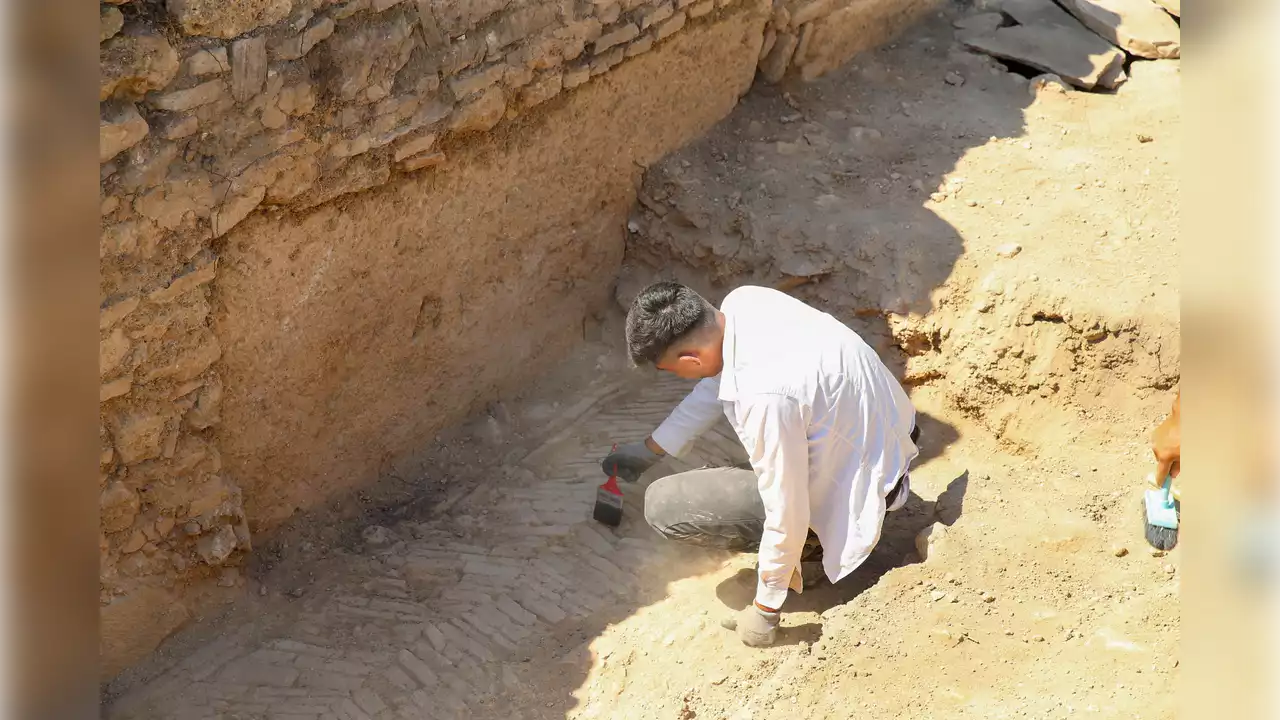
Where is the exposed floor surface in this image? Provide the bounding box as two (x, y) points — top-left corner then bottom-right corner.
(104, 8), (1179, 720)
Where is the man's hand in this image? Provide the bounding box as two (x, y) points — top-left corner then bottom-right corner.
(737, 604), (780, 647)
(1152, 390), (1180, 482)
(601, 440), (663, 482)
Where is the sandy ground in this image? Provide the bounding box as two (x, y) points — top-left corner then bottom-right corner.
(105, 9), (1180, 720)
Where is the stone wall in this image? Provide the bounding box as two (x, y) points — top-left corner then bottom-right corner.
(99, 0), (933, 677)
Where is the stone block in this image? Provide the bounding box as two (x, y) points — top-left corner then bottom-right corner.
(212, 185), (267, 237)
(641, 2), (675, 29)
(594, 23), (640, 53)
(487, 4), (560, 53)
(106, 409), (168, 465)
(166, 0), (292, 39)
(134, 175), (215, 230)
(231, 36), (269, 102)
(959, 0), (1128, 89)
(100, 101), (149, 163)
(449, 64), (506, 99)
(185, 46), (229, 76)
(1059, 0), (1179, 58)
(519, 71), (563, 109)
(590, 46), (625, 75)
(562, 64), (590, 89)
(156, 113), (199, 140)
(100, 377), (134, 403)
(656, 11), (687, 40)
(393, 132), (438, 162)
(101, 31), (179, 101)
(100, 328), (132, 378)
(626, 34), (655, 57)
(101, 6), (124, 42)
(302, 16), (337, 54)
(101, 481), (140, 533)
(449, 86), (506, 133)
(148, 79), (225, 112)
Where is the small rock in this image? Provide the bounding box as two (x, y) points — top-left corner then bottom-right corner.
(965, 199), (978, 207)
(1004, 629), (1015, 636)
(953, 12), (1006, 33)
(1137, 133), (1153, 143)
(1163, 563), (1176, 574)
(1150, 548), (1166, 557)
(1112, 546), (1129, 557)
(1032, 635), (1046, 642)
(910, 179), (925, 192)
(944, 71), (965, 86)
(982, 592), (996, 603)
(719, 616), (738, 631)
(996, 243), (1023, 258)
(931, 590), (947, 602)
(947, 593), (960, 603)
(362, 525), (392, 547)
(929, 192), (948, 202)
(1029, 73), (1070, 96)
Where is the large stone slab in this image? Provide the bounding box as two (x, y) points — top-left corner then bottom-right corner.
(1151, 0), (1178, 17)
(1060, 0), (1180, 58)
(959, 0), (1126, 90)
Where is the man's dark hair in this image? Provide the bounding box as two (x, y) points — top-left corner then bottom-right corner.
(625, 282), (717, 365)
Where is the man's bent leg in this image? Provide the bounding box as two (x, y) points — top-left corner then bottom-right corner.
(643, 467), (765, 550)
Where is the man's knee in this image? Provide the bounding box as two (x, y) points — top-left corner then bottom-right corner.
(642, 475), (681, 538)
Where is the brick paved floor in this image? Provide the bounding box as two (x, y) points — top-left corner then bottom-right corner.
(107, 376), (749, 720)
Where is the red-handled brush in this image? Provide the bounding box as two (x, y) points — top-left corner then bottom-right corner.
(593, 445), (624, 527)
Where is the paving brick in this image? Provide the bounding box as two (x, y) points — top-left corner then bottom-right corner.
(333, 698), (374, 720)
(398, 649), (439, 687)
(295, 655), (373, 676)
(218, 659), (300, 688)
(353, 689), (389, 716)
(382, 666), (418, 692)
(510, 587), (568, 624)
(423, 623), (449, 654)
(440, 621), (495, 663)
(298, 670), (366, 692)
(495, 594), (539, 626)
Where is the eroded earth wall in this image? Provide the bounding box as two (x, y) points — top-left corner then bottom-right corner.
(99, 0), (935, 675)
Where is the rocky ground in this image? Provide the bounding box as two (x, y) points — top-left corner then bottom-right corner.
(104, 8), (1180, 720)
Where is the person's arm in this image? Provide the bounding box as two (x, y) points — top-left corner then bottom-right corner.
(1152, 389), (1180, 481)
(649, 376), (724, 458)
(739, 394), (811, 612)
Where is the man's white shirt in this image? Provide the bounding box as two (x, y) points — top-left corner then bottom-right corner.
(650, 286), (918, 609)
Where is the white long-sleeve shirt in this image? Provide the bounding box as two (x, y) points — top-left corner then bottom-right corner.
(649, 286), (918, 609)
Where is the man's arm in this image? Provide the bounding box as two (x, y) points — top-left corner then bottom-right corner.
(740, 394), (811, 612)
(1152, 389), (1180, 481)
(649, 376), (724, 458)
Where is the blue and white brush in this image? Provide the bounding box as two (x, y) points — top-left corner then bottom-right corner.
(1143, 473), (1180, 551)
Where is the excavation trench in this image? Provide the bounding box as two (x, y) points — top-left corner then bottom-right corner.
(103, 6), (1179, 719)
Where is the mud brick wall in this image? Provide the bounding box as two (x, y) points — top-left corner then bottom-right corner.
(99, 0), (933, 677)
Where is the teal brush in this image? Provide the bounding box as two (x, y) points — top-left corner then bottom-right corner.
(1143, 473), (1179, 551)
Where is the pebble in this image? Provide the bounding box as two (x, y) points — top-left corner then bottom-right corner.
(996, 243), (1022, 258)
(1164, 564), (1176, 574)
(931, 590), (947, 602)
(1032, 635), (1045, 642)
(361, 525), (392, 546)
(982, 592), (996, 603)
(1112, 547), (1129, 558)
(1004, 629), (1015, 636)
(965, 199), (978, 207)
(944, 71), (965, 86)
(947, 594), (959, 603)
(1149, 549), (1166, 557)
(930, 192), (947, 202)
